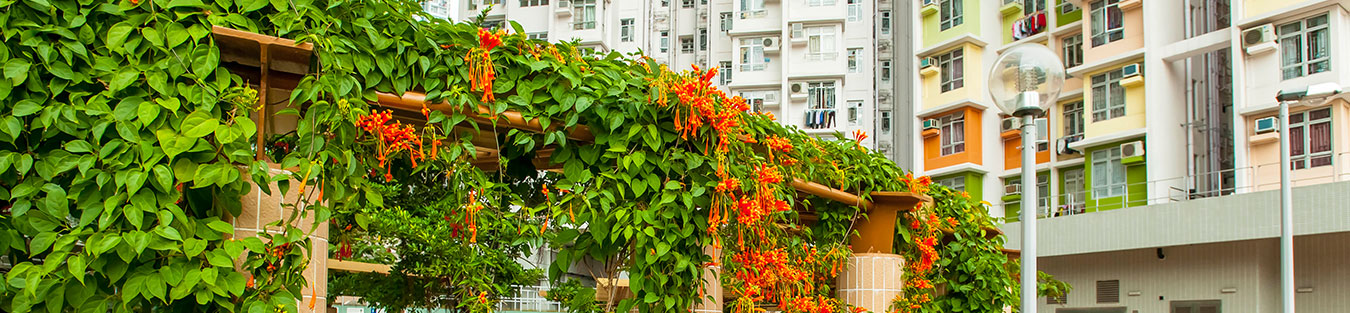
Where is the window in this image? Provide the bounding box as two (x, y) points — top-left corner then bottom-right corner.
(698, 28), (708, 51)
(937, 176), (965, 191)
(847, 100), (863, 125)
(620, 19), (634, 42)
(740, 90), (774, 112)
(1091, 147), (1126, 199)
(1090, 69), (1125, 121)
(879, 60), (892, 82)
(720, 12), (733, 31)
(1023, 0), (1046, 15)
(1034, 117), (1049, 151)
(659, 31), (669, 53)
(1037, 173), (1050, 209)
(847, 0), (862, 22)
(1062, 34), (1083, 68)
(807, 0), (835, 7)
(1289, 108), (1332, 169)
(939, 112), (965, 155)
(1058, 0), (1079, 14)
(682, 0), (693, 8)
(573, 0), (597, 30)
(719, 61), (733, 85)
(806, 26), (837, 60)
(680, 36), (694, 54)
(661, 0), (668, 7)
(1278, 14), (1330, 79)
(880, 110), (892, 135)
(847, 48), (862, 73)
(527, 32), (549, 41)
(740, 0), (765, 18)
(879, 10), (892, 34)
(938, 48), (964, 92)
(739, 38), (766, 71)
(519, 0), (547, 6)
(1063, 100), (1084, 138)
(1089, 0), (1123, 46)
(1061, 168), (1085, 212)
(939, 0), (962, 30)
(805, 82), (837, 129)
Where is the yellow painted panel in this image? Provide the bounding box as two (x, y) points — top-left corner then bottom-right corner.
(1082, 67), (1146, 138)
(921, 44), (984, 111)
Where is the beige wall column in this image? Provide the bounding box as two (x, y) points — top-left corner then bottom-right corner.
(837, 254), (904, 312)
(695, 245), (723, 313)
(235, 167), (330, 313)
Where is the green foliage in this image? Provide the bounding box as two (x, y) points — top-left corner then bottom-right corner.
(0, 1), (317, 312)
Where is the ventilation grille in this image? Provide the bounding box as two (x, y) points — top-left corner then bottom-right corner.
(1046, 294), (1067, 305)
(1096, 280), (1120, 303)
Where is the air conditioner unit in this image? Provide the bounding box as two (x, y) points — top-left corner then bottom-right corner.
(696, 55), (708, 67)
(1242, 24), (1275, 47)
(1254, 116), (1278, 134)
(556, 0), (572, 15)
(922, 0), (936, 5)
(764, 92), (779, 105)
(698, 10), (709, 23)
(1122, 63), (1142, 78)
(1000, 117), (1020, 132)
(919, 57), (936, 69)
(1056, 136), (1081, 155)
(789, 83), (807, 98)
(878, 89), (891, 101)
(762, 37), (780, 52)
(1121, 141), (1145, 158)
(790, 23), (805, 41)
(922, 119), (940, 130)
(1005, 183), (1022, 195)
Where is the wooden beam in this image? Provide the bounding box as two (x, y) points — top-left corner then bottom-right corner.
(328, 259), (392, 274)
(790, 179), (873, 210)
(374, 91), (594, 142)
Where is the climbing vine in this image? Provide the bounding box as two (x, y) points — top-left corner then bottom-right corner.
(0, 1), (1063, 313)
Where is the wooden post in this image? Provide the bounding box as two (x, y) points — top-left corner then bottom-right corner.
(694, 245), (722, 313)
(235, 166), (329, 312)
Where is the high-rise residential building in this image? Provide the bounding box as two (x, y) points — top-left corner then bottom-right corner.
(437, 0), (913, 161)
(909, 0), (1350, 311)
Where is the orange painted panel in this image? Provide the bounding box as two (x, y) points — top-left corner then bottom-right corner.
(924, 108), (984, 170)
(1002, 136), (1052, 170)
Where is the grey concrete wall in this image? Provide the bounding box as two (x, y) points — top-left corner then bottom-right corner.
(1001, 181), (1350, 256)
(1037, 233), (1349, 313)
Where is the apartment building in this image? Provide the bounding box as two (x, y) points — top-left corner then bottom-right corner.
(908, 0), (1350, 312)
(428, 0), (912, 162)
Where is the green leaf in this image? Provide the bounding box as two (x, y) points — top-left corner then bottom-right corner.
(157, 226), (183, 241)
(164, 0), (204, 9)
(206, 220), (234, 235)
(68, 255), (88, 284)
(91, 234), (121, 255)
(109, 69), (139, 93)
(183, 238), (207, 257)
(156, 129), (194, 160)
(3, 59), (31, 84)
(11, 99), (42, 117)
(180, 110), (218, 138)
(106, 23), (135, 50)
(48, 62), (74, 80)
(239, 0), (267, 12)
(137, 101), (160, 126)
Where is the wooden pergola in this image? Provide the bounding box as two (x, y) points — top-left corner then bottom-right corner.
(208, 28), (1028, 290)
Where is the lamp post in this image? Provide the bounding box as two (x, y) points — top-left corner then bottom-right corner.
(988, 44), (1065, 313)
(1273, 82), (1341, 313)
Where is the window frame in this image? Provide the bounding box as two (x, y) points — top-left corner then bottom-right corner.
(847, 0), (863, 22)
(1023, 0), (1046, 15)
(1061, 167), (1086, 211)
(1277, 14), (1331, 80)
(1058, 0), (1079, 14)
(1063, 100), (1085, 138)
(880, 110), (893, 135)
(807, 81), (836, 110)
(939, 0), (963, 31)
(698, 28), (708, 51)
(740, 0), (766, 18)
(1090, 69), (1125, 121)
(806, 26), (838, 60)
(680, 36), (695, 54)
(1089, 0), (1123, 47)
(1062, 34), (1084, 69)
(659, 31), (669, 53)
(880, 10), (892, 34)
(937, 176), (966, 191)
(938, 48), (965, 92)
(739, 90), (775, 113)
(939, 112), (966, 155)
(572, 0), (598, 30)
(807, 0), (836, 7)
(847, 48), (862, 73)
(719, 61), (733, 85)
(879, 60), (892, 82)
(1090, 147), (1126, 199)
(682, 0), (694, 8)
(519, 0), (548, 6)
(1288, 107), (1333, 169)
(619, 18), (635, 42)
(527, 32), (549, 41)
(739, 38), (767, 71)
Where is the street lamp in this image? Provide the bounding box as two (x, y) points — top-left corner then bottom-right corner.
(988, 44), (1065, 313)
(1273, 82), (1341, 313)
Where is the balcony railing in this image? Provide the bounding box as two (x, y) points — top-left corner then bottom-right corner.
(995, 151), (1350, 221)
(496, 285), (565, 313)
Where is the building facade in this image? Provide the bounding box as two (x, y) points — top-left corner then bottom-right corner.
(906, 0), (1350, 312)
(428, 0), (914, 163)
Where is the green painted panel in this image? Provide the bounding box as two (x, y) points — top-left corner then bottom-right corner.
(1084, 141), (1148, 212)
(964, 172), (985, 201)
(1055, 0), (1082, 27)
(921, 0), (982, 48)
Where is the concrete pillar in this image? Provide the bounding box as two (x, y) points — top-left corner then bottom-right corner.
(235, 167), (329, 313)
(695, 245), (723, 313)
(837, 253), (904, 313)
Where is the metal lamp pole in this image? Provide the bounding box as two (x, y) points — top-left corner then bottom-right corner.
(1274, 82), (1341, 313)
(1018, 95), (1041, 313)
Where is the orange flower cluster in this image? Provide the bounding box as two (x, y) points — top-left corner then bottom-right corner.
(899, 173), (933, 194)
(734, 191), (790, 225)
(785, 296), (839, 313)
(765, 135), (793, 153)
(663, 65), (747, 153)
(466, 28), (505, 103)
(893, 211), (944, 313)
(852, 130), (868, 151)
(730, 249), (811, 299)
(356, 110), (425, 181)
(755, 164), (783, 185)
